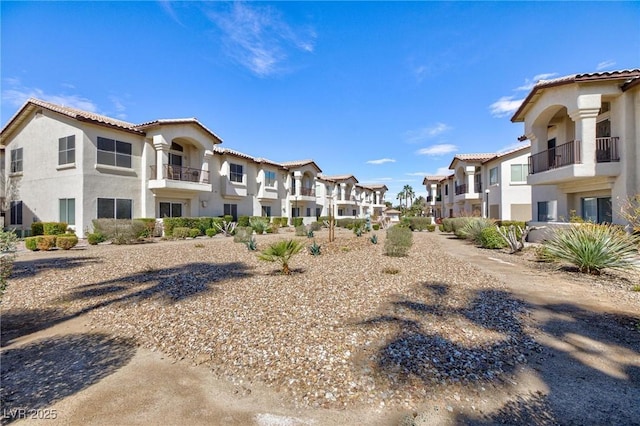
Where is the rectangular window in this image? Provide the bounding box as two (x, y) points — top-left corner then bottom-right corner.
(338, 208), (344, 216)
(159, 202), (182, 218)
(352, 209), (357, 216)
(59, 198), (76, 225)
(224, 203), (238, 221)
(58, 135), (76, 165)
(264, 170), (276, 187)
(97, 198), (132, 219)
(291, 207), (300, 217)
(306, 208), (311, 217)
(10, 200), (22, 225)
(315, 207), (321, 218)
(581, 197), (612, 224)
(444, 185), (448, 196)
(510, 164), (528, 183)
(10, 148), (23, 173)
(537, 201), (557, 222)
(97, 137), (132, 168)
(489, 167), (498, 185)
(230, 163), (243, 183)
(261, 206), (271, 217)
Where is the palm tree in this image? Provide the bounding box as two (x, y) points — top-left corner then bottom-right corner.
(396, 192), (404, 210)
(403, 185), (415, 209)
(258, 239), (304, 275)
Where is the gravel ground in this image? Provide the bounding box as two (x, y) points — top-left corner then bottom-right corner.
(2, 228), (638, 412)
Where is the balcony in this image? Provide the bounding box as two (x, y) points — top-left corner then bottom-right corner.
(527, 138), (621, 185)
(426, 195), (442, 202)
(528, 140), (581, 175)
(455, 183), (467, 195)
(148, 165), (212, 193)
(289, 186), (316, 201)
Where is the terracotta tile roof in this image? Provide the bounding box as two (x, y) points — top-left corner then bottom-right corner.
(512, 69), (640, 122)
(280, 159), (323, 173)
(318, 174), (358, 183)
(1, 98), (142, 139)
(213, 146), (283, 168)
(422, 175), (450, 184)
(359, 183), (388, 191)
(136, 118), (223, 143)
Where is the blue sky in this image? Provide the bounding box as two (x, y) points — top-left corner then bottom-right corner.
(2, 1), (639, 199)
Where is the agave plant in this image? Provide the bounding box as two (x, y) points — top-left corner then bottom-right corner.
(543, 223), (640, 274)
(308, 241), (321, 256)
(258, 239), (304, 275)
(245, 236), (258, 251)
(370, 234), (378, 245)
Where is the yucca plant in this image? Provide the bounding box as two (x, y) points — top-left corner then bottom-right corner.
(459, 218), (495, 244)
(258, 239), (304, 275)
(308, 241), (321, 256)
(543, 223), (640, 274)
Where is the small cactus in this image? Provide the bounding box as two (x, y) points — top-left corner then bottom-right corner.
(370, 234), (378, 244)
(307, 229), (314, 238)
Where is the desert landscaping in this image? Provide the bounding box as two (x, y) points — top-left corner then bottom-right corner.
(1, 228), (639, 425)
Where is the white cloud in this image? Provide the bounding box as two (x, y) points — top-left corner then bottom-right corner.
(405, 172), (429, 176)
(207, 2), (316, 77)
(433, 166), (452, 176)
(369, 177), (394, 182)
(108, 95), (128, 119)
(596, 60), (616, 71)
(159, 0), (184, 26)
(404, 122), (452, 143)
(366, 158), (395, 165)
(2, 82), (98, 113)
(489, 96), (524, 118)
(497, 141), (530, 154)
(514, 73), (558, 91)
(416, 143), (458, 156)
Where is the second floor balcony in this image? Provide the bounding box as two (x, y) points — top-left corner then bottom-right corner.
(528, 137), (620, 175)
(148, 164), (212, 193)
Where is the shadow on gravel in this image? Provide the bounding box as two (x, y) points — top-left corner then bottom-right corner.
(365, 281), (640, 425)
(362, 282), (535, 389)
(2, 262), (251, 346)
(0, 333), (135, 425)
(10, 256), (102, 279)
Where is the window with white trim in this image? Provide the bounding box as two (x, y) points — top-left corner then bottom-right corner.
(224, 203), (238, 221)
(10, 201), (22, 225)
(510, 164), (528, 183)
(59, 135), (75, 165)
(10, 148), (23, 173)
(97, 198), (132, 219)
(159, 202), (182, 218)
(97, 137), (132, 168)
(489, 167), (498, 185)
(59, 198), (76, 225)
(230, 163), (243, 183)
(264, 170), (276, 187)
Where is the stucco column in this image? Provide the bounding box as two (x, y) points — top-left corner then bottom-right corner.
(293, 171), (302, 196)
(465, 166), (476, 194)
(569, 96), (600, 166)
(340, 183), (347, 201)
(153, 135), (169, 180)
(202, 149), (213, 184)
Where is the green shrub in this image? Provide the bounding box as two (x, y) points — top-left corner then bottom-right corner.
(384, 226), (413, 257)
(234, 226), (253, 243)
(497, 221), (527, 230)
(36, 235), (57, 251)
(337, 218), (366, 229)
(189, 228), (201, 238)
(87, 232), (106, 245)
(459, 218), (495, 244)
(223, 215), (234, 223)
(442, 218), (454, 233)
(268, 221), (280, 234)
(135, 218), (158, 238)
(426, 224), (436, 232)
(451, 217), (474, 238)
(249, 217), (269, 234)
(31, 222), (44, 236)
(543, 223), (640, 274)
(0, 230), (17, 296)
(309, 221), (323, 232)
(92, 219), (146, 244)
(205, 228), (218, 237)
(479, 227), (507, 249)
(407, 217), (431, 231)
(238, 216), (250, 227)
(56, 235), (79, 250)
(43, 222), (68, 235)
(534, 245), (557, 263)
(25, 236), (39, 251)
(438, 224), (445, 232)
(292, 217), (304, 227)
(172, 227), (191, 239)
(163, 217), (213, 236)
(373, 224), (380, 231)
(295, 225), (307, 237)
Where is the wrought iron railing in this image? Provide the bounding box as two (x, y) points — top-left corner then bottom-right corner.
(150, 165), (209, 183)
(455, 183), (467, 195)
(595, 137), (620, 163)
(528, 140), (581, 174)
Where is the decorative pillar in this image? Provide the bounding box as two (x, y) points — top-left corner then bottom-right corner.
(202, 149), (213, 184)
(570, 94), (601, 166)
(153, 135), (169, 180)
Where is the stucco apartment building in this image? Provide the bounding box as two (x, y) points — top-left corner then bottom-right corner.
(0, 98), (387, 237)
(511, 69), (640, 233)
(423, 144), (532, 221)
